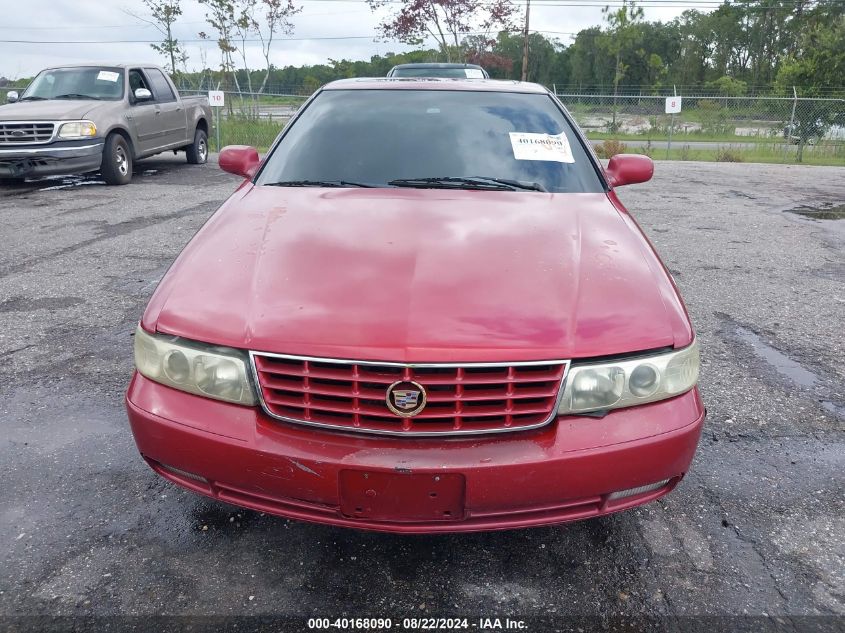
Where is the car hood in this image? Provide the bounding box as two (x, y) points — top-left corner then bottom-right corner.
(0, 99), (105, 121)
(144, 186), (692, 362)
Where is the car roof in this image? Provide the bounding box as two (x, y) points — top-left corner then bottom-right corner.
(391, 63), (485, 69)
(323, 78), (550, 94)
(41, 63), (159, 70)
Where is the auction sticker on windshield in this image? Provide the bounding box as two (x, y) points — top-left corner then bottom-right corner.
(465, 68), (485, 78)
(97, 71), (120, 82)
(509, 132), (575, 163)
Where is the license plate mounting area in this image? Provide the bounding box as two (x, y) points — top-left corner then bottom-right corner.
(339, 470), (466, 522)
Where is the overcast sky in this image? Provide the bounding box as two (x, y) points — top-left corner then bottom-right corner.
(0, 0), (694, 79)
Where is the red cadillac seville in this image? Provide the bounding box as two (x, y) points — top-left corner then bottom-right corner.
(126, 78), (704, 533)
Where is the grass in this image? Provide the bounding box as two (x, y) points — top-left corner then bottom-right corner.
(627, 144), (845, 166)
(212, 117), (288, 152)
(586, 130), (787, 144)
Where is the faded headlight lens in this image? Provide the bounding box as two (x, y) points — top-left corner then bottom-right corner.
(558, 340), (700, 414)
(133, 326), (256, 406)
(58, 120), (97, 139)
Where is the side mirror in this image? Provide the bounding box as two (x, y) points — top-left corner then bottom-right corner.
(219, 145), (260, 179)
(6, 91), (19, 103)
(605, 154), (654, 187)
(134, 88), (153, 101)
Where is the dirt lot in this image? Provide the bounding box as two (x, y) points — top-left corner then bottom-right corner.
(0, 157), (843, 631)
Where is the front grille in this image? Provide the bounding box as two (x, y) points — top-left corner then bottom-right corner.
(251, 353), (569, 436)
(0, 122), (55, 144)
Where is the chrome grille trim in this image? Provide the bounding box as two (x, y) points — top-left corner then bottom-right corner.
(0, 121), (58, 145)
(249, 351), (570, 437)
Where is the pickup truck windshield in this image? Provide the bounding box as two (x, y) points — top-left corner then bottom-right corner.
(258, 89), (604, 193)
(21, 67), (125, 101)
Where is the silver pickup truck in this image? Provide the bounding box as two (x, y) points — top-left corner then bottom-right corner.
(0, 64), (211, 185)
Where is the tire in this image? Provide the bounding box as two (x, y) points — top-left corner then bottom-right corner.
(186, 128), (208, 164)
(0, 177), (25, 186)
(100, 133), (133, 185)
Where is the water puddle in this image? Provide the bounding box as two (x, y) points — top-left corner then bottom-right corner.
(39, 176), (106, 191)
(734, 325), (844, 419)
(734, 326), (818, 388)
(785, 202), (845, 221)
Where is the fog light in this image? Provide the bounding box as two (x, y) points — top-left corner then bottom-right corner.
(608, 478), (671, 501)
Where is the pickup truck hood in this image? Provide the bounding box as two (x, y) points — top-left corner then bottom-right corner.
(145, 186), (692, 362)
(0, 99), (104, 121)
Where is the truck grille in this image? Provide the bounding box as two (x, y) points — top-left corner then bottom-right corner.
(251, 353), (569, 436)
(0, 122), (55, 144)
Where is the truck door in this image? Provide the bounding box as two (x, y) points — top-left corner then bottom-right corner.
(145, 68), (187, 148)
(126, 69), (160, 155)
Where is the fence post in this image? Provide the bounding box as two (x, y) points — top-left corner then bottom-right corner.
(215, 106), (221, 154)
(666, 85), (677, 160)
(785, 86), (797, 160)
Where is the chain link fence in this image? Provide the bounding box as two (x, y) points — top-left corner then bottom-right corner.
(190, 88), (844, 165)
(2, 85), (843, 165)
(554, 92), (845, 165)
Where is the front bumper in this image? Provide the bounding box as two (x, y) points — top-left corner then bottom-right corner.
(0, 139), (104, 179)
(126, 373), (705, 533)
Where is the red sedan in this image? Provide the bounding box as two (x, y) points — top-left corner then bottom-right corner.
(126, 79), (703, 533)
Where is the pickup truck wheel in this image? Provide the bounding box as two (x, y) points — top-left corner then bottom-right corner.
(186, 129), (208, 164)
(100, 134), (133, 185)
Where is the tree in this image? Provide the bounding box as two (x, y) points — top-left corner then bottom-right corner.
(198, 0), (242, 109)
(601, 0), (643, 130)
(367, 0), (518, 62)
(128, 0), (184, 75)
(255, 0), (301, 94)
(709, 75), (748, 96)
(776, 13), (845, 160)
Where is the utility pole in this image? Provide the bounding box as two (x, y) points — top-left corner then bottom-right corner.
(521, 0), (530, 82)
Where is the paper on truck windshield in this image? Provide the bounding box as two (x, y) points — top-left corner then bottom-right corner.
(97, 71), (120, 82)
(465, 68), (485, 78)
(509, 132), (575, 163)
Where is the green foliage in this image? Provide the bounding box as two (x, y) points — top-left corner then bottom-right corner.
(169, 0), (844, 97)
(775, 13), (845, 160)
(709, 76), (748, 97)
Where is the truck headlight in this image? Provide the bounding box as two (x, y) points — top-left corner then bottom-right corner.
(58, 121), (97, 139)
(133, 326), (257, 406)
(558, 339), (699, 414)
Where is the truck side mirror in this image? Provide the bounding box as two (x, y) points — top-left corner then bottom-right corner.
(6, 91), (18, 103)
(134, 88), (153, 102)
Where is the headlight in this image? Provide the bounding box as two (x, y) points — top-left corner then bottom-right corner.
(133, 326), (257, 406)
(558, 340), (699, 414)
(58, 121), (97, 139)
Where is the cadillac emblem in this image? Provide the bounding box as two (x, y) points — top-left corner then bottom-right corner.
(385, 380), (427, 418)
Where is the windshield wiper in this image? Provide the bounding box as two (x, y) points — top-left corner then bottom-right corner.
(388, 176), (547, 192)
(19, 96), (47, 101)
(265, 180), (382, 188)
(53, 94), (102, 100)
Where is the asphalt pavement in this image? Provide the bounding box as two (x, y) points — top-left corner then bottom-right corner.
(0, 156), (843, 631)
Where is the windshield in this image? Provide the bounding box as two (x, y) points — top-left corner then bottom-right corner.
(21, 67), (125, 101)
(258, 89), (603, 193)
(391, 67), (485, 78)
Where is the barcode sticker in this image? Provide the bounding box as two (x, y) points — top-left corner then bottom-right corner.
(509, 132), (575, 163)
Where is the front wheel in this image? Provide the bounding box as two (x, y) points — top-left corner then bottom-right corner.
(186, 129), (208, 164)
(100, 134), (133, 185)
